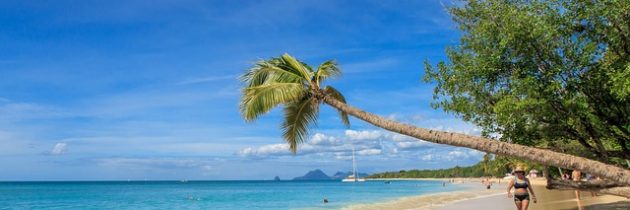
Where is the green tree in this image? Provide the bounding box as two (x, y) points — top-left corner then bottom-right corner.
(423, 0), (630, 163)
(239, 53), (630, 196)
(423, 0), (630, 196)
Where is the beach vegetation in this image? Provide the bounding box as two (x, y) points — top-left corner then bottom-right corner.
(239, 53), (630, 196)
(424, 0), (630, 165)
(239, 0), (630, 196)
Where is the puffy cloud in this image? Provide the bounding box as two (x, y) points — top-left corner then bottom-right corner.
(396, 141), (430, 150)
(345, 130), (382, 140)
(425, 149), (485, 162)
(237, 129), (434, 159)
(421, 154), (433, 161)
(357, 149), (382, 156)
(237, 144), (291, 157)
(50, 143), (67, 155)
(389, 133), (415, 142)
(309, 133), (339, 145)
(447, 149), (484, 160)
(236, 124), (485, 162)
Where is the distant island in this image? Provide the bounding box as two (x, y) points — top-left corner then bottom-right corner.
(292, 169), (369, 180)
(273, 176), (280, 181)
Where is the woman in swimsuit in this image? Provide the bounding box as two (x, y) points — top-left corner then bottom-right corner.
(507, 167), (537, 210)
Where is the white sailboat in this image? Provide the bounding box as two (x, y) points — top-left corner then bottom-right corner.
(342, 148), (365, 182)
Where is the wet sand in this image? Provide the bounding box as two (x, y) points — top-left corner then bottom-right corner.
(351, 178), (630, 210)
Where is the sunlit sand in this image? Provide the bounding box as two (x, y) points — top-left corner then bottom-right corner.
(346, 178), (629, 210)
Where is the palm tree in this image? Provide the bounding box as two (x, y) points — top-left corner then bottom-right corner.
(239, 53), (630, 191)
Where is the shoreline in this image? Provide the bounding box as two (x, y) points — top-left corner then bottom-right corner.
(343, 178), (503, 210)
(346, 178), (630, 210)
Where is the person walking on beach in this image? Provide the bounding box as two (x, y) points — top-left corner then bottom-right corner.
(572, 169), (582, 200)
(482, 178), (492, 189)
(507, 167), (537, 210)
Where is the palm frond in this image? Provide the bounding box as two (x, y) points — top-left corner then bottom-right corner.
(240, 82), (306, 121)
(280, 53), (314, 80)
(324, 86), (350, 127)
(315, 60), (341, 82)
(282, 96), (319, 153)
(240, 59), (303, 87)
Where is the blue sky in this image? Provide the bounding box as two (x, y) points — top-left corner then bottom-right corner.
(0, 0), (484, 180)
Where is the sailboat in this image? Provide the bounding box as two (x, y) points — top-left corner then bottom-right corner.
(342, 148), (366, 182)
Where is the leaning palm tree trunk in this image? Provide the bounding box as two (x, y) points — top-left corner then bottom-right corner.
(546, 179), (630, 197)
(323, 96), (630, 190)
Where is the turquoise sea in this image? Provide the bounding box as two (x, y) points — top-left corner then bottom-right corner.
(0, 180), (464, 209)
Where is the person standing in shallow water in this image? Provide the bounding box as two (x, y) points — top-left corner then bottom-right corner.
(507, 167), (537, 210)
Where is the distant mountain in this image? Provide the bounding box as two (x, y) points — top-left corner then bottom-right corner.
(273, 176), (281, 181)
(292, 169), (331, 180)
(330, 171), (369, 180)
(292, 170), (370, 180)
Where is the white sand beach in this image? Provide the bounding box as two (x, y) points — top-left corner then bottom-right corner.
(347, 178), (630, 210)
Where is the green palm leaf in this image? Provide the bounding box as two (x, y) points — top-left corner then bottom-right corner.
(240, 53), (349, 153)
(241, 82), (306, 121)
(282, 96), (319, 153)
(315, 60), (341, 81)
(280, 53), (313, 81)
(240, 59), (304, 87)
(324, 86), (350, 127)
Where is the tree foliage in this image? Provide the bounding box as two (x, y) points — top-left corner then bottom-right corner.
(368, 154), (542, 178)
(424, 0), (630, 163)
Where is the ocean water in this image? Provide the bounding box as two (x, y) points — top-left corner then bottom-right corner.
(0, 180), (464, 209)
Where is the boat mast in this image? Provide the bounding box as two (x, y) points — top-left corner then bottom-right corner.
(352, 147), (357, 180)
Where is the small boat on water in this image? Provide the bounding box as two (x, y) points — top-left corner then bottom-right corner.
(342, 148), (365, 182)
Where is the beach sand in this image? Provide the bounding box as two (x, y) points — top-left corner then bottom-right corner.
(348, 178), (630, 210)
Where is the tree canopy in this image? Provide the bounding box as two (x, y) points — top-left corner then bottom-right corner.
(368, 154), (543, 178)
(240, 54), (349, 152)
(424, 0), (630, 164)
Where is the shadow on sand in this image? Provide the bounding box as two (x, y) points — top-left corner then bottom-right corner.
(560, 200), (630, 210)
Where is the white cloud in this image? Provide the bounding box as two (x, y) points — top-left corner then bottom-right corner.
(421, 154), (433, 161)
(389, 133), (415, 142)
(50, 143), (67, 155)
(236, 121), (487, 164)
(442, 149), (484, 161)
(396, 141), (430, 150)
(357, 149), (381, 156)
(237, 144), (292, 157)
(345, 130), (382, 140)
(309, 133), (339, 145)
(238, 129), (435, 159)
(448, 150), (464, 158)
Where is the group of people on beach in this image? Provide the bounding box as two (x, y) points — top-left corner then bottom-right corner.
(563, 169), (599, 199)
